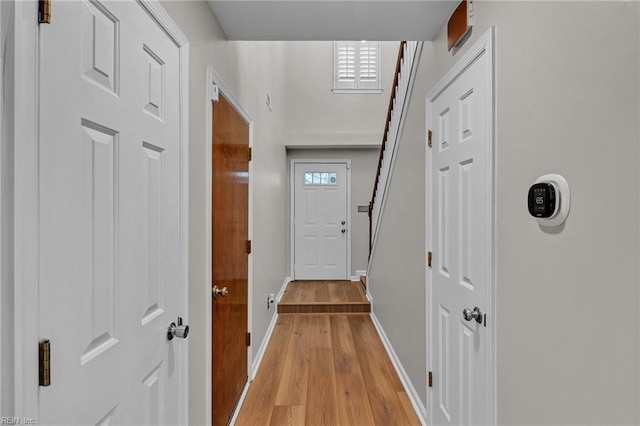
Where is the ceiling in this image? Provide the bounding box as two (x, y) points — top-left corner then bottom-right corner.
(206, 1), (459, 41)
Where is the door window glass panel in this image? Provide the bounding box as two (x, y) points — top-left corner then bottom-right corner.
(304, 172), (338, 185)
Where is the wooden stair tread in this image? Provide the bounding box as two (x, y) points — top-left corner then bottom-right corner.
(278, 280), (370, 314)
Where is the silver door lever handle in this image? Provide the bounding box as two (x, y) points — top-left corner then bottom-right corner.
(167, 317), (189, 340)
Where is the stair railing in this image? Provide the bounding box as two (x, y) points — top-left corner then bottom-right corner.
(369, 41), (423, 257)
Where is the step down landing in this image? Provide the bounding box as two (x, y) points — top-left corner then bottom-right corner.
(278, 280), (370, 314)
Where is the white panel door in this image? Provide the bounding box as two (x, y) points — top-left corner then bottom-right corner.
(429, 44), (492, 425)
(38, 1), (185, 424)
(294, 163), (348, 279)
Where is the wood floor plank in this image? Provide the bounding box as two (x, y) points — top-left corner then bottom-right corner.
(335, 371), (376, 426)
(294, 282), (315, 304)
(235, 315), (295, 426)
(397, 391), (422, 425)
(314, 281), (330, 303)
(350, 315), (404, 391)
(327, 281), (346, 304)
(330, 315), (360, 374)
(269, 406), (305, 426)
(304, 314), (332, 348)
(275, 316), (311, 406)
(348, 315), (412, 425)
(343, 281), (367, 303)
(236, 313), (422, 426)
(279, 281), (294, 304)
(278, 303), (369, 314)
(305, 348), (339, 425)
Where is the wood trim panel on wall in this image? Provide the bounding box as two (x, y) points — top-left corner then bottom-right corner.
(447, 0), (471, 51)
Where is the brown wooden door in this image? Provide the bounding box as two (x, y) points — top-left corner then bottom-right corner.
(212, 94), (250, 426)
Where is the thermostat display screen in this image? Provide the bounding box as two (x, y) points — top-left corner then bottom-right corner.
(532, 187), (547, 214)
(528, 183), (556, 218)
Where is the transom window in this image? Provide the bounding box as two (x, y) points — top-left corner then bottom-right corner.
(304, 172), (338, 185)
(333, 41), (382, 93)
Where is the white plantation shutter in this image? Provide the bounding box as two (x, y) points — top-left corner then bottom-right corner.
(336, 42), (356, 88)
(358, 42), (378, 86)
(333, 41), (381, 92)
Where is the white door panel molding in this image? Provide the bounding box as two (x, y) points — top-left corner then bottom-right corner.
(426, 28), (495, 426)
(291, 160), (350, 280)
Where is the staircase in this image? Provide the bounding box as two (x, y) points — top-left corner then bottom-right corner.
(369, 41), (423, 257)
(278, 280), (370, 314)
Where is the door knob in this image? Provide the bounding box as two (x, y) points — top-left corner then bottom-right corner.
(212, 285), (228, 298)
(341, 221), (346, 225)
(462, 307), (483, 324)
(341, 229), (346, 234)
(167, 317), (189, 340)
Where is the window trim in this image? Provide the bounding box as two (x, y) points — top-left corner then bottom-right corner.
(332, 41), (383, 94)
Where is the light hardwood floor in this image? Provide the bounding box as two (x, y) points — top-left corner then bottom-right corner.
(278, 280), (370, 314)
(235, 313), (421, 425)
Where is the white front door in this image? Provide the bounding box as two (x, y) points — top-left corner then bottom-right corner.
(38, 1), (186, 424)
(428, 33), (494, 425)
(293, 162), (349, 280)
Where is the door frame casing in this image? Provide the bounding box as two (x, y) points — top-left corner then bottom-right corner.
(12, 1), (190, 422)
(205, 65), (254, 426)
(425, 27), (496, 425)
(289, 159), (352, 280)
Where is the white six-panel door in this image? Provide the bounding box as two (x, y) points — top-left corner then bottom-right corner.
(38, 1), (186, 424)
(428, 31), (494, 426)
(293, 162), (348, 280)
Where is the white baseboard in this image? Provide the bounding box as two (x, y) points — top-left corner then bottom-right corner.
(228, 380), (250, 426)
(275, 276), (290, 305)
(230, 277), (290, 425)
(352, 270), (367, 282)
(369, 312), (427, 425)
(250, 276), (290, 379)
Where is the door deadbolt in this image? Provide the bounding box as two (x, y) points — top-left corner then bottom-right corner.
(167, 317), (189, 340)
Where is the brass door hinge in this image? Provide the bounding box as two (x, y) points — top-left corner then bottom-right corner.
(39, 339), (51, 386)
(247, 147), (252, 162)
(39, 0), (51, 24)
(427, 130), (432, 148)
(427, 251), (432, 268)
(246, 332), (251, 346)
(246, 240), (252, 254)
(428, 371), (433, 388)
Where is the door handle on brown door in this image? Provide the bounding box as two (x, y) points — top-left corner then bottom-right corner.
(212, 285), (228, 298)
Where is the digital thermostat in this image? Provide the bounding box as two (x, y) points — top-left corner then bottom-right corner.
(527, 174), (570, 227)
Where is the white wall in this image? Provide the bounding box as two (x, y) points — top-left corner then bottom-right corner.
(0, 0), (15, 415)
(284, 41), (398, 148)
(287, 148), (379, 277)
(160, 2), (288, 424)
(371, 1), (640, 423)
(366, 52), (428, 403)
